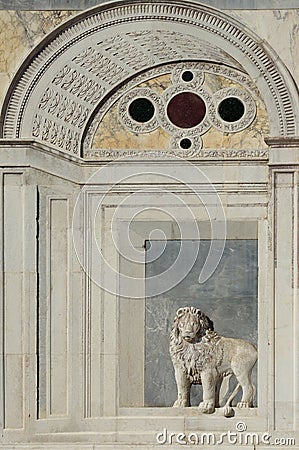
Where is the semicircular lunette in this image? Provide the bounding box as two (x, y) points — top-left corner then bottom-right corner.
(86, 62), (269, 160)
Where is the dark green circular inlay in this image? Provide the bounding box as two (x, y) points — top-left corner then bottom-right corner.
(218, 97), (245, 122)
(128, 97), (155, 123)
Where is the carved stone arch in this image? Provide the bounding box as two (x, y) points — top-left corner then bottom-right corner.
(1, 0), (298, 157)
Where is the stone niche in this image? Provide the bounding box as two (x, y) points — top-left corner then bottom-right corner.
(145, 238), (258, 408)
(0, 0), (298, 449)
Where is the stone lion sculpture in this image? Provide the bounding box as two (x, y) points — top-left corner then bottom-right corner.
(169, 306), (257, 417)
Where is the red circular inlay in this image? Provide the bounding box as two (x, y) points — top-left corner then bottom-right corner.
(167, 92), (206, 128)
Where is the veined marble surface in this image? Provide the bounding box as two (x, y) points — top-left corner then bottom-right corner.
(229, 9), (299, 90)
(0, 10), (76, 105)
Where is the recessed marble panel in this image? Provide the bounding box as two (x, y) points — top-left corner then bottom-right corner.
(145, 239), (258, 407)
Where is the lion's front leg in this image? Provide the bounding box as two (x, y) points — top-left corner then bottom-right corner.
(199, 370), (217, 414)
(173, 365), (190, 407)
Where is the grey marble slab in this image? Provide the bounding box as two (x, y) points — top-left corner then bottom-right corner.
(0, 0), (298, 10)
(145, 239), (258, 408)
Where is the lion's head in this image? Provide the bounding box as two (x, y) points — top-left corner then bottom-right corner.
(172, 306), (214, 344)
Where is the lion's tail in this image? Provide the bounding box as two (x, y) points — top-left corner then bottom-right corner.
(224, 381), (241, 408)
(221, 381), (242, 418)
(219, 373), (242, 408)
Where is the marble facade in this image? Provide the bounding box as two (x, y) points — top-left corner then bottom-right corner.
(0, 1), (298, 449)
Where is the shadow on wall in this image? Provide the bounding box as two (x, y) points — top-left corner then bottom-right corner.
(145, 239), (258, 407)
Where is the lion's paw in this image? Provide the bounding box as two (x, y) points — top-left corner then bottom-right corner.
(173, 399), (189, 407)
(237, 401), (250, 408)
(199, 401), (215, 414)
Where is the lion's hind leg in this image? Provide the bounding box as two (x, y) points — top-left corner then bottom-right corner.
(234, 370), (254, 408)
(231, 341), (257, 409)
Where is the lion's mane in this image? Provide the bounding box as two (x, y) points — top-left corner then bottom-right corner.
(169, 307), (220, 384)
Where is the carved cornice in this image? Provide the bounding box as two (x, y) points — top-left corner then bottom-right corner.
(265, 137), (299, 148)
